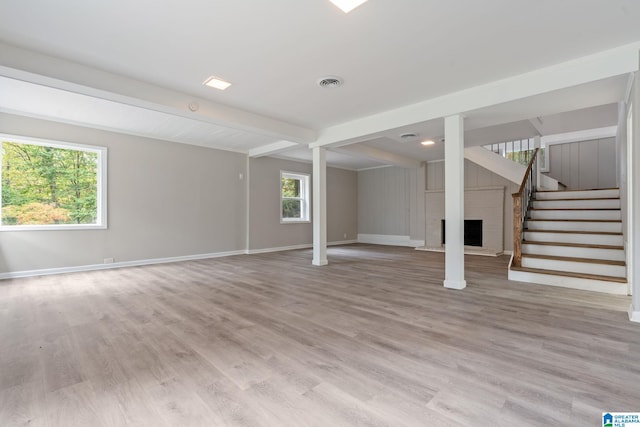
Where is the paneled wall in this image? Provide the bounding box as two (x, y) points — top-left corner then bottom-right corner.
(358, 167), (410, 236)
(546, 137), (616, 190)
(357, 161), (513, 250)
(357, 166), (425, 243)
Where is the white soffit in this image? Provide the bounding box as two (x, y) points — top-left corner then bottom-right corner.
(274, 147), (386, 171)
(0, 76), (277, 151)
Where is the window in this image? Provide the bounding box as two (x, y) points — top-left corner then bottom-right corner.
(1, 134), (107, 230)
(280, 171), (310, 222)
(539, 144), (549, 172)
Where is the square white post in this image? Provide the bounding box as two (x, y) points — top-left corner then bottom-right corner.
(312, 146), (328, 266)
(444, 115), (466, 290)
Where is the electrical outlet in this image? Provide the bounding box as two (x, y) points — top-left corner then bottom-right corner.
(104, 257), (114, 264)
(343, 233), (347, 239)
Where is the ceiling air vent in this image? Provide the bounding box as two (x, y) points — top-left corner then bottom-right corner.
(400, 132), (418, 140)
(317, 76), (344, 89)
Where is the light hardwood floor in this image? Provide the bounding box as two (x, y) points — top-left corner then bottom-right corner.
(1, 244), (638, 426)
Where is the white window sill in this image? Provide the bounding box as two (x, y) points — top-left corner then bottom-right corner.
(280, 219), (311, 224)
(0, 224), (107, 231)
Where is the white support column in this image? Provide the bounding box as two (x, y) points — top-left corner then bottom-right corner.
(312, 146), (328, 266)
(630, 70), (640, 322)
(444, 115), (466, 290)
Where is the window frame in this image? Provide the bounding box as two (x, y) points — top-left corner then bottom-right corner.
(0, 134), (108, 231)
(539, 142), (549, 173)
(280, 171), (310, 224)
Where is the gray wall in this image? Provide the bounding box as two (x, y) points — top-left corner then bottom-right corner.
(546, 137), (616, 190)
(357, 166), (425, 241)
(0, 113), (247, 273)
(426, 160), (518, 252)
(0, 114), (360, 273)
(248, 156), (357, 251)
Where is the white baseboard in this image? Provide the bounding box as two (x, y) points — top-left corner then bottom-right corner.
(409, 239), (426, 247)
(329, 240), (359, 247)
(247, 240), (357, 255)
(247, 243), (312, 255)
(415, 246), (504, 257)
(1, 241), (360, 280)
(0, 249), (247, 280)
(358, 234), (424, 248)
(629, 304), (640, 323)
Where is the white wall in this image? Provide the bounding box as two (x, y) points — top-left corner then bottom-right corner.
(629, 72), (640, 319)
(0, 113), (248, 274)
(617, 101), (629, 284)
(546, 137), (617, 190)
(0, 114), (359, 275)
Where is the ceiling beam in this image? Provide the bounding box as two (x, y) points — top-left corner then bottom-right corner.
(310, 41), (640, 149)
(0, 42), (317, 144)
(248, 140), (300, 157)
(334, 144), (421, 169)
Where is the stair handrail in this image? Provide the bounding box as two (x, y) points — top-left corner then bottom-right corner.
(512, 148), (539, 268)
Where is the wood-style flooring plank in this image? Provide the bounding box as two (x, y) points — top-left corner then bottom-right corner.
(0, 244), (637, 426)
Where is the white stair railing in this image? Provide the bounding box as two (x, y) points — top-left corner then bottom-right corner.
(483, 138), (537, 167)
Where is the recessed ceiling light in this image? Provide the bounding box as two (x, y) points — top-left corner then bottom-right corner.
(329, 0), (368, 13)
(421, 140), (435, 146)
(203, 76), (232, 90)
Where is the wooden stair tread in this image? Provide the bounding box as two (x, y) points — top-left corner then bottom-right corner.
(510, 266), (627, 283)
(532, 197), (619, 201)
(526, 219), (621, 223)
(524, 229), (622, 236)
(522, 253), (625, 266)
(521, 241), (623, 250)
(536, 187), (619, 193)
(529, 208), (620, 211)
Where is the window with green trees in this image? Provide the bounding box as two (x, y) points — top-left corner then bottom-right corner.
(1, 135), (106, 229)
(280, 171), (309, 222)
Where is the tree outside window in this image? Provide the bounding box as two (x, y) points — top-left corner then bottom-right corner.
(1, 135), (106, 230)
(280, 171), (309, 222)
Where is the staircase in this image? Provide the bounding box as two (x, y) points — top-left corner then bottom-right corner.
(509, 188), (628, 295)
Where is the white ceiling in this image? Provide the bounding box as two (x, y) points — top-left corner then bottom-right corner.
(0, 1), (639, 169)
